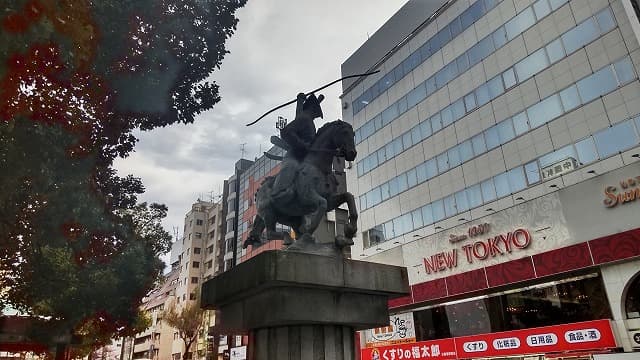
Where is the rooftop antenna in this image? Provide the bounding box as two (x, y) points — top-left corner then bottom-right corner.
(240, 143), (247, 159)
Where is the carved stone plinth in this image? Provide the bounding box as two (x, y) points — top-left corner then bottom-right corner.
(201, 251), (409, 360)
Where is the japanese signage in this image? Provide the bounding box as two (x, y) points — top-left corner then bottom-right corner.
(603, 176), (640, 208)
(362, 338), (457, 360)
(230, 346), (246, 360)
(423, 228), (531, 274)
(360, 320), (616, 360)
(365, 313), (416, 348)
(541, 157), (578, 180)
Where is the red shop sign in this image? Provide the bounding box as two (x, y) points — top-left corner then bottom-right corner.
(454, 319), (616, 359)
(361, 338), (457, 360)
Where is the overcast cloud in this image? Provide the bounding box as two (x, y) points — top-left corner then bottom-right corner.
(113, 0), (406, 264)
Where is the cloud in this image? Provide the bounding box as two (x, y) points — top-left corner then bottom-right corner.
(114, 0), (407, 267)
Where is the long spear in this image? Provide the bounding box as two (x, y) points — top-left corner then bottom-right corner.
(245, 70), (380, 126)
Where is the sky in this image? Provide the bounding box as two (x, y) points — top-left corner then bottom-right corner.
(113, 0), (407, 263)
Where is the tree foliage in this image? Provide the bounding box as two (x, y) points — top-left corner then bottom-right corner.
(163, 294), (205, 360)
(0, 0), (246, 353)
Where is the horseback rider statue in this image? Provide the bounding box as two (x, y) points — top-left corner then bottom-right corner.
(270, 92), (324, 203)
(242, 92), (358, 256)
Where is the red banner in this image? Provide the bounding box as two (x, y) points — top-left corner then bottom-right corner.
(454, 319), (616, 359)
(361, 338), (457, 360)
(360, 320), (616, 360)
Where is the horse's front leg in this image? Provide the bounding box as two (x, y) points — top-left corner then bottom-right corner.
(331, 192), (358, 238)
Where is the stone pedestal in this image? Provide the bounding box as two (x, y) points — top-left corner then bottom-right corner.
(201, 250), (409, 360)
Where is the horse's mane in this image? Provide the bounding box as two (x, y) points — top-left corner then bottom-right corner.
(315, 120), (350, 139)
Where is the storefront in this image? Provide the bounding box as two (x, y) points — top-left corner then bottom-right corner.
(359, 163), (640, 359)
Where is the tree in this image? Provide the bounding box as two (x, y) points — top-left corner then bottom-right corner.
(0, 0), (246, 356)
(163, 293), (205, 360)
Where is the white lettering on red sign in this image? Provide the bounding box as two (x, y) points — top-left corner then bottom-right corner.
(423, 229), (531, 273)
(564, 329), (601, 343)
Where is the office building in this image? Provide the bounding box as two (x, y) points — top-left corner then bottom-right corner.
(341, 0), (640, 358)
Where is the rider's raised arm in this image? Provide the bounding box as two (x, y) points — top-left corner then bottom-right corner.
(295, 93), (305, 118)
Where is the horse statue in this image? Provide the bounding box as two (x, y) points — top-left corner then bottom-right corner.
(242, 120), (358, 255)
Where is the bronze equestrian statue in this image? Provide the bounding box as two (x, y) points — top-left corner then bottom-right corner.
(243, 93), (358, 255)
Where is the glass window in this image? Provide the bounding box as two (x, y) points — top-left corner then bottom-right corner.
(562, 18), (599, 54)
(377, 147), (387, 164)
(416, 163), (428, 183)
(444, 194), (457, 217)
(508, 166), (527, 192)
(382, 103), (399, 125)
(497, 118), (516, 143)
(481, 178), (497, 202)
(492, 26), (508, 49)
(441, 106), (454, 127)
(595, 7), (616, 33)
(459, 140), (474, 162)
(559, 85), (581, 112)
(431, 113), (442, 132)
(485, 127), (501, 149)
(533, 0), (551, 19)
(426, 77), (437, 95)
(527, 94), (563, 128)
(515, 48), (549, 81)
(494, 172), (511, 198)
(466, 184), (483, 208)
(449, 17), (462, 38)
(625, 274), (640, 319)
(635, 115), (640, 134)
(392, 137), (403, 156)
(408, 83), (427, 108)
(575, 137), (598, 164)
(422, 204), (434, 225)
(525, 161), (541, 184)
(398, 96), (408, 114)
(402, 132), (413, 151)
(426, 158), (438, 179)
(407, 168), (418, 188)
(505, 7), (535, 40)
(512, 111), (529, 135)
(412, 208), (424, 229)
(502, 67), (517, 89)
(411, 125), (423, 144)
(465, 92), (477, 112)
(476, 83), (491, 106)
(397, 173), (409, 193)
(457, 53), (470, 73)
(405, 52), (421, 74)
(472, 133), (487, 154)
(357, 161), (364, 176)
(420, 120), (432, 139)
(437, 152), (449, 172)
(452, 99), (466, 121)
(614, 57), (636, 85)
(368, 188), (382, 206)
(577, 66), (617, 104)
(487, 75), (505, 100)
(549, 0), (567, 10)
(546, 38), (565, 64)
(384, 220), (395, 240)
(432, 199), (445, 222)
(594, 120), (639, 158)
(389, 177), (400, 197)
(448, 146), (461, 168)
(380, 182), (390, 201)
(455, 190), (469, 212)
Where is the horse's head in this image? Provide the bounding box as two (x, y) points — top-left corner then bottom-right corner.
(315, 120), (357, 161)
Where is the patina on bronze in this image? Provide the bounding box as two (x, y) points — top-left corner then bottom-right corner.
(243, 93), (358, 256)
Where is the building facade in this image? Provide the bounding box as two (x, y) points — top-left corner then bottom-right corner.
(341, 0), (640, 358)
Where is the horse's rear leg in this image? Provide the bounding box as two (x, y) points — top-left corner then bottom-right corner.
(301, 191), (327, 243)
(243, 215), (265, 249)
